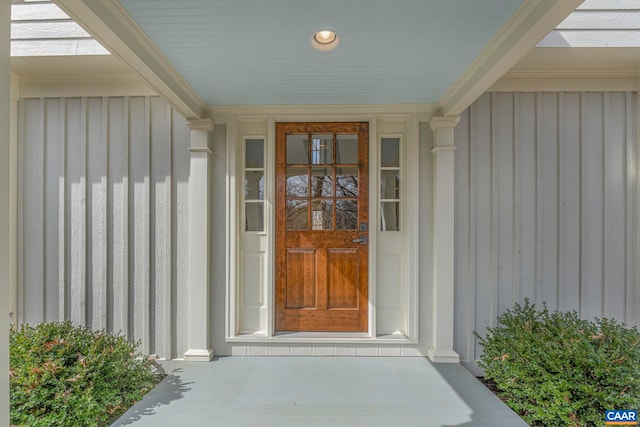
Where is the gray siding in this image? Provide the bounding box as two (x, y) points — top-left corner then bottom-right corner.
(18, 96), (190, 359)
(11, 1), (108, 56)
(455, 92), (638, 370)
(538, 0), (640, 47)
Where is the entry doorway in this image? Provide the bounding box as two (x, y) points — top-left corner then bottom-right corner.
(275, 122), (369, 332)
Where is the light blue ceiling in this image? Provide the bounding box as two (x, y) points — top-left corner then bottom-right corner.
(121, 0), (523, 106)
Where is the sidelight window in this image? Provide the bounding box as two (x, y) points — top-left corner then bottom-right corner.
(380, 136), (401, 231)
(243, 137), (265, 232)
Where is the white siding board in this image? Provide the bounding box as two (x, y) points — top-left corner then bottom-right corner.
(87, 97), (108, 330)
(11, 3), (70, 21)
(57, 99), (68, 321)
(21, 98), (45, 323)
(539, 93), (559, 309)
(150, 97), (173, 358)
(579, 0), (640, 9)
(470, 93), (494, 359)
(558, 11), (640, 29)
(581, 93), (605, 320)
(109, 97), (129, 336)
(494, 93), (515, 315)
(172, 109), (190, 358)
(604, 93), (627, 319)
(67, 97), (87, 325)
(515, 93), (538, 302)
(44, 98), (61, 321)
(11, 21), (91, 40)
(453, 108), (472, 363)
(626, 94), (637, 324)
(558, 93), (582, 313)
(11, 39), (109, 56)
(130, 97), (151, 354)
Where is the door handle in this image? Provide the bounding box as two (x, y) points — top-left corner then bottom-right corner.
(352, 236), (368, 244)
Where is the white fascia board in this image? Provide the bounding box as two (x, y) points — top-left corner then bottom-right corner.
(438, 0), (585, 117)
(54, 0), (206, 119)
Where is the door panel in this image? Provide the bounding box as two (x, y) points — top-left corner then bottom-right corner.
(276, 122), (368, 332)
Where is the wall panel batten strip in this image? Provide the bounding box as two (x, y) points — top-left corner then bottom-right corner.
(110, 97), (129, 336)
(151, 98), (173, 358)
(626, 93), (636, 323)
(58, 98), (67, 321)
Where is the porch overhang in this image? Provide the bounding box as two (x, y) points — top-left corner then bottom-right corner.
(54, 0), (584, 118)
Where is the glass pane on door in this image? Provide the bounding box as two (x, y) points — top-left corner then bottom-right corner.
(311, 134), (333, 165)
(287, 200), (309, 230)
(336, 200), (358, 230)
(336, 168), (358, 198)
(336, 134), (358, 164)
(311, 167), (334, 197)
(286, 168), (308, 197)
(286, 134), (309, 164)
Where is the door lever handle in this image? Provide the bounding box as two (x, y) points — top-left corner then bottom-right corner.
(352, 236), (368, 244)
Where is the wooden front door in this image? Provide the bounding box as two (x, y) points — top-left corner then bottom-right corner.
(275, 122), (369, 332)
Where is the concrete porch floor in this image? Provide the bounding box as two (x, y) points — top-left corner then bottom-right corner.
(111, 357), (528, 427)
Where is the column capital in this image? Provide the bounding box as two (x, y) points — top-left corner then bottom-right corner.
(429, 115), (460, 131)
(186, 118), (215, 132)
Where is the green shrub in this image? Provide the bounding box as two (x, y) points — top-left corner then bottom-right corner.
(10, 321), (160, 427)
(475, 300), (640, 427)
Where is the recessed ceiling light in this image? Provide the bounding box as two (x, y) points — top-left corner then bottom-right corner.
(311, 29), (340, 51)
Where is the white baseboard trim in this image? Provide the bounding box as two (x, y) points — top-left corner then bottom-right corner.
(427, 348), (460, 363)
(184, 348), (215, 362)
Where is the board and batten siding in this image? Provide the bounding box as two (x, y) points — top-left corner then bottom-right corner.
(454, 91), (638, 373)
(18, 96), (190, 359)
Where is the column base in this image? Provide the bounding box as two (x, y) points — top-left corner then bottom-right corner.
(428, 348), (460, 363)
(184, 348), (215, 362)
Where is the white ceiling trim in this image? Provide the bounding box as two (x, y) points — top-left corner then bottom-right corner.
(54, 0), (206, 118)
(439, 0), (585, 116)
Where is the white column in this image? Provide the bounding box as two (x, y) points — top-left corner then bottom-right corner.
(428, 116), (460, 363)
(184, 118), (215, 361)
(1, 0), (11, 423)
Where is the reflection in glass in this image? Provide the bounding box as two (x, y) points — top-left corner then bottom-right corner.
(287, 200), (308, 230)
(245, 171), (264, 200)
(245, 202), (264, 232)
(286, 134), (309, 164)
(311, 200), (333, 230)
(380, 201), (400, 231)
(286, 168), (308, 197)
(245, 139), (264, 168)
(336, 168), (358, 198)
(311, 168), (333, 197)
(380, 170), (399, 199)
(336, 134), (358, 164)
(311, 134), (333, 164)
(336, 200), (358, 230)
(381, 137), (400, 167)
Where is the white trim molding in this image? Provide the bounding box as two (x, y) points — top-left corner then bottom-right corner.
(428, 115), (460, 363)
(439, 0), (584, 116)
(185, 118), (215, 361)
(1, 0), (11, 421)
(54, 0), (206, 119)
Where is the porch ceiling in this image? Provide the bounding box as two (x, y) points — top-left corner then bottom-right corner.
(118, 0), (523, 106)
(52, 0), (583, 117)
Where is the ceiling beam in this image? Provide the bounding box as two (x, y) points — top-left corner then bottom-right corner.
(439, 0), (585, 117)
(54, 0), (206, 119)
